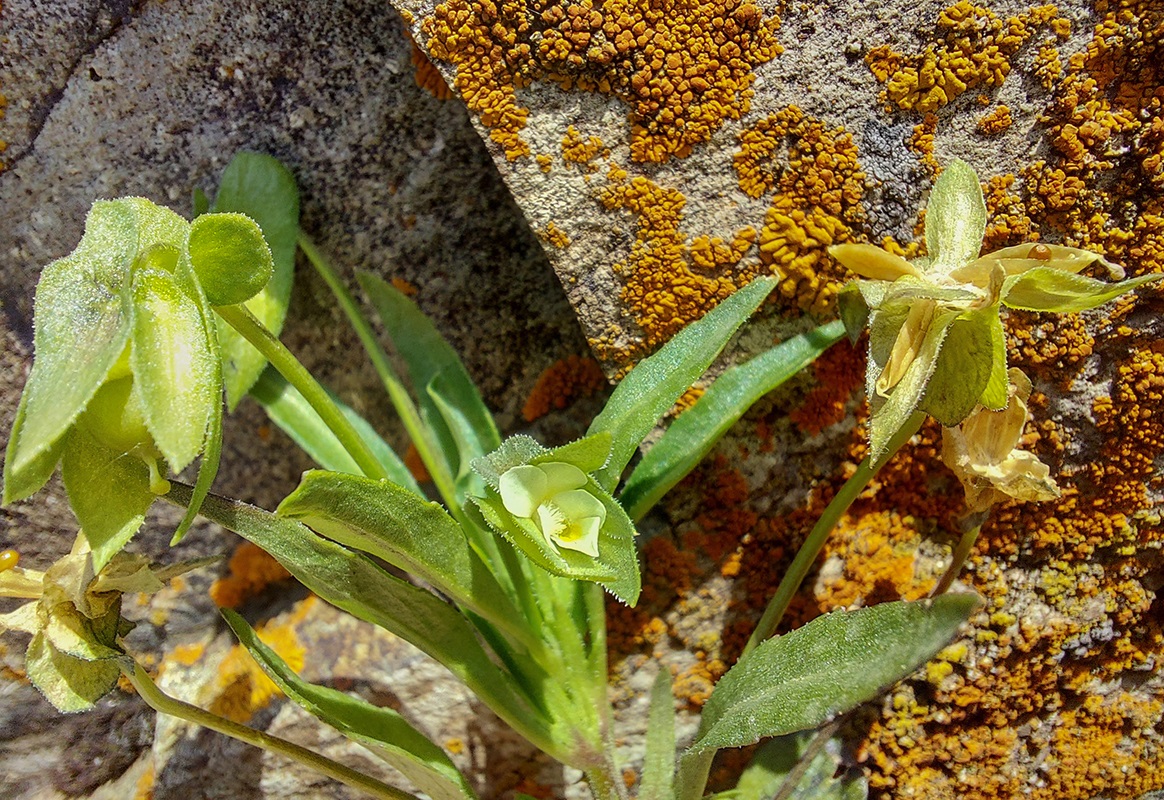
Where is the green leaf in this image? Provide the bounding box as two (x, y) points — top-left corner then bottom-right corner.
(168, 484), (556, 752)
(919, 310), (995, 427)
(25, 631), (120, 713)
(428, 370), (492, 500)
(867, 308), (959, 465)
(1001, 268), (1162, 313)
(249, 366), (420, 494)
(358, 273), (500, 482)
(588, 276), (777, 492)
(2, 395), (65, 504)
(130, 267), (217, 472)
(276, 470), (524, 638)
(717, 732), (866, 800)
(687, 595), (978, 755)
(60, 426), (156, 572)
(978, 313), (1009, 411)
(837, 283), (868, 345)
(187, 212), (274, 307)
(639, 669), (676, 800)
(620, 321), (845, 520)
(222, 610), (477, 800)
(192, 187), (210, 218)
(211, 153), (300, 409)
(925, 159), (986, 272)
(43, 604), (122, 662)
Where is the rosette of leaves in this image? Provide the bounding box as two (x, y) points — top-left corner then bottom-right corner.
(832, 159), (1161, 464)
(3, 196), (276, 567)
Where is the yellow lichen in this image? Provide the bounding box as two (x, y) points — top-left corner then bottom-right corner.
(209, 542), (293, 609)
(540, 221), (572, 248)
(420, 0), (782, 161)
(408, 30), (454, 100)
(561, 125), (607, 170)
(977, 104), (1013, 135)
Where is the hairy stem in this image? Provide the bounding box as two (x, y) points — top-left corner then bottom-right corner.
(123, 661), (416, 800)
(214, 303), (389, 482)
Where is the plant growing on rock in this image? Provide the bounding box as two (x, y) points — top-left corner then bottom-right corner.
(7, 153), (1151, 800)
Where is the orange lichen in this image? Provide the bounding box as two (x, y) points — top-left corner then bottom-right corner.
(670, 385), (705, 416)
(404, 442), (432, 482)
(420, 0), (782, 161)
(209, 542), (293, 609)
(408, 31), (454, 100)
(390, 277), (419, 296)
(977, 104), (1013, 135)
(522, 354), (608, 421)
(735, 107), (867, 315)
(600, 174), (756, 349)
(170, 642), (206, 667)
(868, 2), (1062, 113)
(788, 339), (864, 435)
(560, 125), (607, 170)
(535, 153), (553, 172)
(540, 221), (571, 248)
(209, 599), (312, 723)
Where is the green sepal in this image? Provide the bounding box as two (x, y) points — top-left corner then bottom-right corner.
(588, 276), (777, 492)
(187, 212), (274, 307)
(867, 308), (959, 465)
(686, 595), (979, 755)
(60, 426), (156, 572)
(639, 669), (677, 800)
(978, 312), (1009, 411)
(471, 433), (612, 490)
(130, 267), (217, 472)
(222, 609), (478, 800)
(211, 152), (300, 409)
(2, 394), (65, 503)
(919, 309), (996, 427)
(276, 470), (525, 640)
(620, 320), (845, 521)
(248, 366), (420, 494)
(1001, 268), (1162, 313)
(192, 187), (210, 218)
(925, 159), (986, 273)
(43, 601), (123, 662)
(715, 732), (866, 800)
(837, 282), (869, 345)
(25, 630), (120, 713)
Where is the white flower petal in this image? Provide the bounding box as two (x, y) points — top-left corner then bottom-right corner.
(538, 461), (587, 493)
(554, 515), (601, 557)
(553, 489), (607, 522)
(499, 465), (548, 518)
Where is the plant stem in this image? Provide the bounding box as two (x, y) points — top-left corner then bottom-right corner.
(296, 234), (461, 516)
(742, 412), (925, 657)
(929, 517), (986, 598)
(214, 303), (389, 482)
(771, 717), (843, 800)
(122, 661), (416, 800)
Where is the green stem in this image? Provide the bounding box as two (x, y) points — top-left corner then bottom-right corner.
(929, 517), (986, 598)
(297, 234), (461, 518)
(743, 412), (925, 657)
(122, 661), (416, 800)
(214, 303), (389, 482)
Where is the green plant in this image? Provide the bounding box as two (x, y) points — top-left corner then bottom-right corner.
(5, 153), (1149, 799)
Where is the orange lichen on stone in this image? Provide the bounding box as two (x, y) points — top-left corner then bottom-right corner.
(209, 542), (293, 609)
(390, 276), (418, 296)
(522, 354), (608, 421)
(670, 384), (705, 416)
(420, 0), (782, 161)
(170, 642), (206, 667)
(209, 599), (312, 723)
(789, 339), (864, 435)
(408, 30), (454, 100)
(910, 113), (939, 176)
(977, 104), (1013, 135)
(868, 2), (1062, 113)
(535, 153), (553, 172)
(735, 107), (867, 315)
(540, 221), (571, 248)
(601, 174), (755, 349)
(560, 125), (607, 170)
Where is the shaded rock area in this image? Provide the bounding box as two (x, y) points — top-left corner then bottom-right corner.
(2, 0), (1164, 799)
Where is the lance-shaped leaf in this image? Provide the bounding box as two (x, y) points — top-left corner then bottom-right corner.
(358, 273), (500, 486)
(276, 471), (525, 638)
(639, 668), (677, 800)
(210, 153), (300, 409)
(686, 595), (978, 755)
(620, 320), (845, 520)
(1001, 268), (1162, 313)
(167, 484), (557, 754)
(588, 276), (776, 492)
(249, 366), (419, 494)
(222, 610), (477, 800)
